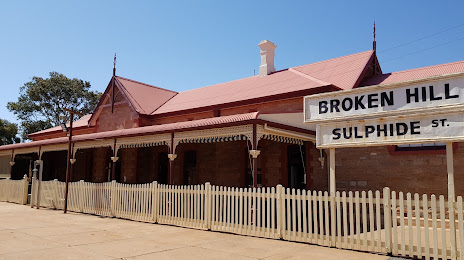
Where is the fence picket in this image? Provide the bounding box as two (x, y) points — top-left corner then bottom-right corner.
(302, 189), (307, 243)
(398, 191), (405, 256)
(431, 195), (439, 260)
(349, 191), (354, 250)
(324, 191), (330, 246)
(307, 190), (313, 244)
(368, 190), (374, 252)
(391, 190), (398, 255)
(342, 191), (348, 248)
(423, 194), (430, 260)
(361, 191), (367, 250)
(439, 195), (447, 260)
(336, 191), (341, 247)
(449, 195), (456, 260)
(414, 193), (422, 259)
(375, 190), (381, 252)
(355, 191), (361, 250)
(406, 193), (413, 257)
(458, 196), (464, 260)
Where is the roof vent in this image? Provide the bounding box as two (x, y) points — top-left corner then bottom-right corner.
(258, 40), (276, 77)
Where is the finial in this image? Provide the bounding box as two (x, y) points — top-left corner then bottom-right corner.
(113, 53), (117, 76)
(373, 21), (377, 52)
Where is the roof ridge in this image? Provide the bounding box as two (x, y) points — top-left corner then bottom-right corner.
(293, 50), (373, 69)
(382, 59), (464, 75)
(114, 77), (147, 114)
(288, 68), (331, 86)
(116, 76), (178, 94)
(175, 75), (258, 95)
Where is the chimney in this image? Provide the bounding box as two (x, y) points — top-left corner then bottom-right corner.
(258, 40), (276, 77)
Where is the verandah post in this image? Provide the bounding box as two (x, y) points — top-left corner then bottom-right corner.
(383, 187), (392, 255)
(205, 182), (212, 230)
(446, 142), (455, 201)
(276, 184), (283, 239)
(329, 148), (336, 247)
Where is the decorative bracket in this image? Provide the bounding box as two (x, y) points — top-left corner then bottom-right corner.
(9, 161), (15, 166)
(249, 150), (261, 159)
(167, 153), (177, 161)
(110, 156), (119, 163)
(70, 159), (77, 165)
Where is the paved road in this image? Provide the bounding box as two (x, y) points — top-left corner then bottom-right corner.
(0, 202), (394, 259)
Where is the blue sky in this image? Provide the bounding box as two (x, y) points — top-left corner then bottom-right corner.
(1, 1), (464, 125)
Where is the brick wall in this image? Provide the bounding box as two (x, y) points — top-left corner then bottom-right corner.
(308, 142), (464, 197)
(147, 97), (303, 126)
(261, 140), (286, 187)
(96, 103), (139, 132)
(120, 148), (137, 183)
(170, 141), (247, 187)
(92, 147), (110, 183)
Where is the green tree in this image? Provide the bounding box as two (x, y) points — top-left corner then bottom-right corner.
(0, 119), (20, 145)
(7, 72), (102, 140)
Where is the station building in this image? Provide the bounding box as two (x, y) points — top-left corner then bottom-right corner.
(1, 40), (463, 196)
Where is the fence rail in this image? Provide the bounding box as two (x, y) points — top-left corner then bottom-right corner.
(22, 179), (464, 259)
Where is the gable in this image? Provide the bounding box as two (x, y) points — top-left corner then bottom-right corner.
(89, 76), (178, 128)
(291, 50), (379, 90)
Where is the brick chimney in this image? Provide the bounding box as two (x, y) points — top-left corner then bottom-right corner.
(259, 40), (276, 77)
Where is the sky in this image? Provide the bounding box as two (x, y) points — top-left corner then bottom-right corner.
(1, 0), (464, 125)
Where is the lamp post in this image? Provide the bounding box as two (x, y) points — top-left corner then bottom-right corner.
(62, 107), (83, 214)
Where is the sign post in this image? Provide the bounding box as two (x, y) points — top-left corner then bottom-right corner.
(446, 142), (455, 200)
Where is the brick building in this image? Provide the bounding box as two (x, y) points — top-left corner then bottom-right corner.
(1, 40), (463, 197)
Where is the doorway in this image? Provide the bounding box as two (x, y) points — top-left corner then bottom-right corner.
(287, 145), (306, 189)
(158, 152), (169, 184)
(183, 151), (197, 185)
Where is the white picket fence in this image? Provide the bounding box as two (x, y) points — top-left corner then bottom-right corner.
(26, 179), (464, 259)
(0, 175), (28, 204)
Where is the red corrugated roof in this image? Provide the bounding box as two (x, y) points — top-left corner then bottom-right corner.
(115, 76), (178, 114)
(360, 60), (464, 87)
(151, 51), (374, 115)
(28, 114), (93, 137)
(0, 112), (259, 151)
(292, 50), (375, 90)
(28, 50), (376, 137)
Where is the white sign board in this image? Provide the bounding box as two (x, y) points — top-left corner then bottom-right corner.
(305, 76), (464, 123)
(316, 110), (464, 148)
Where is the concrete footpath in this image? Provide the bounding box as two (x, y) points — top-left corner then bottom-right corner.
(0, 202), (396, 259)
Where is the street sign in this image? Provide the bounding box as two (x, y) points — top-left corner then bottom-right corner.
(316, 109), (464, 148)
(305, 75), (464, 123)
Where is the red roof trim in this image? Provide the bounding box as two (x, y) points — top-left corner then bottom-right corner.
(0, 112), (315, 152)
(115, 76), (177, 94)
(88, 78), (116, 126)
(114, 77), (145, 114)
(352, 51), (377, 89)
(142, 84), (339, 119)
(28, 125), (92, 138)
